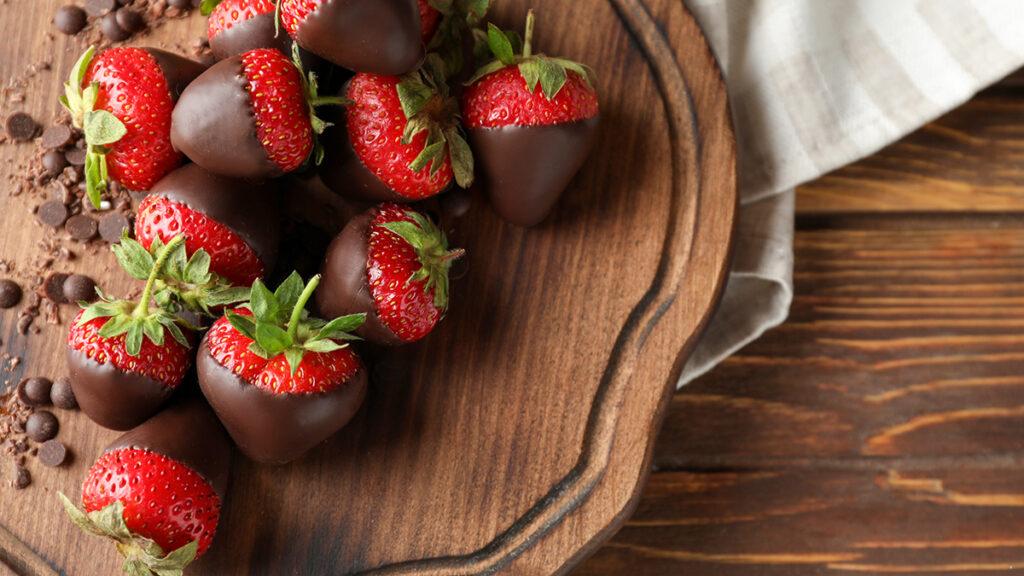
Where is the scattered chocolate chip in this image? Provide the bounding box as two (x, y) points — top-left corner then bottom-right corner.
(5, 112), (38, 142)
(43, 272), (70, 303)
(63, 274), (97, 303)
(12, 466), (30, 489)
(66, 214), (98, 241)
(40, 124), (73, 149)
(115, 7), (144, 32)
(65, 147), (87, 166)
(98, 212), (130, 243)
(101, 12), (131, 41)
(54, 5), (88, 35)
(38, 440), (68, 467)
(0, 280), (22, 309)
(51, 377), (78, 410)
(84, 0), (116, 17)
(42, 150), (69, 178)
(37, 200), (69, 228)
(21, 378), (52, 407)
(25, 411), (59, 442)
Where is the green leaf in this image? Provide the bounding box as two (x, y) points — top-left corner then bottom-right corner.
(142, 317), (165, 347)
(255, 322), (291, 356)
(284, 348), (305, 376)
(551, 57), (594, 85)
(401, 116), (432, 145)
(199, 0), (222, 15)
(487, 23), (515, 65)
(84, 151), (105, 210)
(464, 59), (506, 86)
(204, 286), (250, 307)
(88, 500), (132, 540)
(62, 47), (96, 127)
(59, 493), (106, 537)
(112, 238), (156, 281)
(408, 140), (447, 174)
(97, 315), (133, 338)
(182, 249), (211, 285)
(274, 272), (304, 318)
(78, 301), (123, 325)
(226, 312), (258, 341)
(446, 128), (474, 189)
(381, 221), (429, 251)
(125, 322), (144, 356)
(304, 339), (346, 353)
(249, 279), (278, 322)
(159, 317), (190, 349)
(537, 57), (568, 100)
(396, 78), (434, 120)
(314, 313), (366, 341)
(84, 110), (127, 146)
(518, 59), (542, 94)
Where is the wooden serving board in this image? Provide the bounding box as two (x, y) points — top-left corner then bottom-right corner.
(0, 0), (736, 574)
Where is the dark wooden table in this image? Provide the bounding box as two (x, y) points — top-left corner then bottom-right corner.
(576, 70), (1024, 574)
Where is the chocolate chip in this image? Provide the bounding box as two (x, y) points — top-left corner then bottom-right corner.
(98, 212), (130, 243)
(101, 12), (130, 41)
(42, 150), (69, 178)
(37, 200), (69, 228)
(65, 147), (87, 166)
(25, 411), (59, 442)
(5, 112), (38, 142)
(54, 5), (88, 35)
(12, 466), (30, 489)
(63, 274), (97, 303)
(51, 377), (78, 410)
(38, 440), (68, 467)
(0, 280), (22, 309)
(65, 214), (98, 240)
(40, 125), (73, 149)
(43, 272), (69, 303)
(21, 378), (52, 407)
(85, 0), (116, 17)
(115, 8), (144, 32)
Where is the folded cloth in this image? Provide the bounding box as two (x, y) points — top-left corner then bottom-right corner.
(678, 0), (1024, 385)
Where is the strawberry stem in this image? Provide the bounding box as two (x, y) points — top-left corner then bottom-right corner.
(522, 9), (535, 59)
(288, 274), (320, 342)
(440, 248), (466, 264)
(133, 236), (184, 318)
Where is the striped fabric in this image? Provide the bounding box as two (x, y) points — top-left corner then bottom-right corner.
(679, 0), (1024, 385)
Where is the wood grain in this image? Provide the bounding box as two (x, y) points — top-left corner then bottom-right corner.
(0, 1), (736, 574)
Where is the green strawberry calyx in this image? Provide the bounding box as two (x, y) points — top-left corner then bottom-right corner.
(292, 43), (350, 166)
(226, 273), (366, 376)
(467, 9), (594, 101)
(59, 493), (199, 576)
(77, 235), (193, 357)
(199, 0), (223, 16)
(60, 46), (127, 210)
(425, 0), (491, 79)
(396, 53), (475, 188)
(380, 209), (465, 311)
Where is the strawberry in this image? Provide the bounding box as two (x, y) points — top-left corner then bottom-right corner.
(204, 0), (289, 60)
(320, 57), (474, 202)
(60, 46), (205, 208)
(171, 46), (343, 180)
(60, 396), (231, 576)
(198, 273), (369, 463)
(318, 203), (463, 344)
(67, 236), (198, 430)
(279, 0), (421, 75)
(461, 10), (600, 226)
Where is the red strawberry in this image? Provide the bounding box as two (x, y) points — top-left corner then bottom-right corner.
(461, 10), (600, 226)
(318, 203), (464, 344)
(205, 0), (288, 60)
(320, 61), (474, 202)
(60, 46), (205, 208)
(60, 397), (231, 576)
(198, 273), (368, 463)
(171, 47), (343, 180)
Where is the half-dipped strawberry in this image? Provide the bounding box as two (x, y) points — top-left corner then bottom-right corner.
(279, 0), (421, 75)
(198, 273), (368, 464)
(67, 237), (198, 430)
(60, 396), (231, 576)
(60, 46), (205, 208)
(171, 46), (344, 180)
(204, 0), (290, 60)
(462, 11), (600, 226)
(317, 203), (463, 345)
(136, 164), (281, 287)
(320, 58), (474, 202)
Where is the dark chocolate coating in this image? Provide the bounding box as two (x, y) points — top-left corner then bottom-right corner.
(210, 12), (290, 60)
(144, 49), (207, 102)
(469, 117), (600, 227)
(197, 339), (368, 464)
(105, 395), (232, 497)
(170, 56), (280, 180)
(66, 348), (175, 431)
(315, 212), (404, 345)
(319, 109), (410, 203)
(148, 164), (281, 275)
(293, 0), (422, 75)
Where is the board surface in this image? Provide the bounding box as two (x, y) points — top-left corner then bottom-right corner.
(0, 0), (736, 574)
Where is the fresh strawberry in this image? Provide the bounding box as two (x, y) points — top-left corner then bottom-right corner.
(198, 273), (369, 463)
(320, 58), (474, 202)
(318, 203), (464, 344)
(461, 10), (600, 226)
(60, 397), (231, 576)
(60, 46), (204, 208)
(172, 46), (343, 179)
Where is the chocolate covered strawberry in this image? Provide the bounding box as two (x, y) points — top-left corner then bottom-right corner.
(279, 0), (422, 75)
(60, 46), (205, 208)
(67, 236), (195, 430)
(462, 11), (600, 226)
(317, 203), (463, 344)
(198, 273), (368, 463)
(204, 0), (290, 59)
(172, 46), (344, 180)
(136, 164), (281, 287)
(60, 396), (231, 576)
(320, 58), (474, 202)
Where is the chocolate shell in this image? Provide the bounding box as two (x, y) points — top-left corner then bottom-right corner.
(315, 212), (405, 345)
(144, 49), (207, 102)
(196, 339), (368, 464)
(469, 117), (600, 227)
(66, 348), (176, 431)
(319, 107), (411, 203)
(291, 0), (422, 75)
(147, 164), (282, 276)
(105, 394), (232, 497)
(170, 55), (280, 180)
(209, 12), (290, 61)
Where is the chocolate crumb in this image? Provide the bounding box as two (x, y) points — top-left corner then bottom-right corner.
(0, 280), (22, 309)
(37, 200), (69, 228)
(51, 378), (78, 410)
(5, 112), (38, 142)
(66, 214), (98, 240)
(25, 411), (59, 442)
(40, 124), (73, 149)
(43, 272), (70, 303)
(63, 274), (97, 303)
(12, 465), (30, 489)
(38, 440), (68, 467)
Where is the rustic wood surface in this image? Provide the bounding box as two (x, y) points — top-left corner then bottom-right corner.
(0, 1), (736, 575)
(577, 75), (1024, 574)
